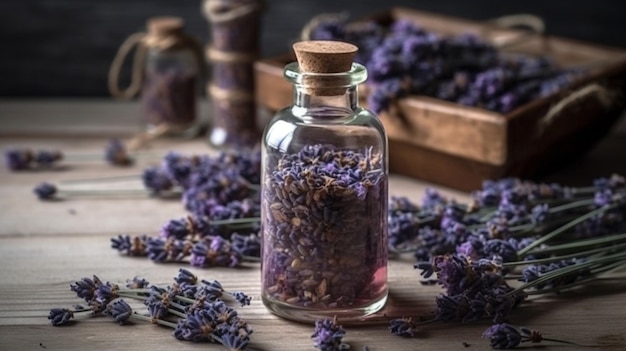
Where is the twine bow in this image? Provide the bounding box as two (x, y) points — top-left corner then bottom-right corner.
(108, 31), (205, 100)
(535, 83), (618, 137)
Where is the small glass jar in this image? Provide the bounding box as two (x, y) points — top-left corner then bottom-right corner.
(260, 41), (389, 323)
(141, 17), (201, 135)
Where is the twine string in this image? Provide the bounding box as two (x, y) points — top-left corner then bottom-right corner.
(108, 32), (205, 100)
(536, 83), (617, 137)
(203, 0), (264, 24)
(108, 32), (148, 100)
(209, 84), (254, 103)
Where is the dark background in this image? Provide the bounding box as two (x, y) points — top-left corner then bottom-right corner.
(1, 0), (625, 97)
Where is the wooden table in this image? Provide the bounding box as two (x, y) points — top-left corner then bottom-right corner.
(1, 100), (625, 351)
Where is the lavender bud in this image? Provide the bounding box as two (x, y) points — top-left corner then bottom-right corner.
(48, 308), (74, 326)
(311, 318), (348, 351)
(4, 148), (33, 170)
(104, 139), (132, 166)
(482, 323), (522, 349)
(389, 317), (417, 337)
(34, 182), (57, 200)
(106, 299), (133, 324)
(35, 150), (63, 167)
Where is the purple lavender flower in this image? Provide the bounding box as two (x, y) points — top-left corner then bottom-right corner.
(104, 139), (132, 166)
(174, 268), (198, 286)
(231, 291), (251, 307)
(4, 148), (33, 170)
(144, 285), (171, 319)
(433, 254), (471, 296)
(484, 239), (518, 263)
(483, 323), (523, 349)
(125, 276), (149, 289)
(231, 232), (261, 258)
(311, 318), (349, 351)
(94, 280), (119, 305)
(161, 151), (195, 188)
(160, 218), (190, 240)
(174, 300), (247, 344)
(388, 212), (415, 247)
(173, 308), (218, 342)
(183, 170), (255, 216)
(434, 294), (470, 322)
(70, 276), (98, 302)
(389, 317), (417, 337)
(142, 166), (174, 195)
(48, 308), (74, 326)
(521, 258), (589, 290)
(190, 237), (241, 268)
(196, 279), (224, 301)
(106, 299), (133, 325)
(110, 234), (148, 256)
(35, 150), (63, 167)
(149, 237), (191, 263)
(530, 204), (550, 224)
(594, 188), (614, 207)
(34, 182), (57, 200)
(220, 331), (250, 351)
(456, 235), (484, 261)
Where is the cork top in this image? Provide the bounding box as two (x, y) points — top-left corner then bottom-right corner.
(292, 41), (358, 74)
(147, 16), (184, 37)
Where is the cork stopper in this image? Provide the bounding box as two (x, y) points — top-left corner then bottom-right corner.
(293, 41), (358, 73)
(147, 16), (184, 37)
(292, 40), (358, 95)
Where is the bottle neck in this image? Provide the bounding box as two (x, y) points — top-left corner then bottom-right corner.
(293, 85), (359, 116)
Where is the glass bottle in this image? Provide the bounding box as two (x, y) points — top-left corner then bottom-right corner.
(260, 41), (389, 323)
(141, 17), (201, 136)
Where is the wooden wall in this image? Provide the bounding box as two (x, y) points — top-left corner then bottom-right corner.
(1, 0), (625, 96)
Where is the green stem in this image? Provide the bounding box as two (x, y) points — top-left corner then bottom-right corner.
(509, 251), (626, 295)
(130, 312), (178, 328)
(167, 307), (187, 318)
(503, 241), (626, 267)
(173, 295), (197, 305)
(548, 198), (595, 213)
(524, 232), (626, 256)
(60, 174), (141, 184)
(517, 204), (618, 257)
(59, 189), (151, 197)
(209, 217), (261, 226)
(525, 260), (626, 296)
(540, 337), (598, 347)
(117, 291), (149, 300)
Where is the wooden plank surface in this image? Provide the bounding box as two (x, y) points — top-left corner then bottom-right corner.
(0, 100), (625, 351)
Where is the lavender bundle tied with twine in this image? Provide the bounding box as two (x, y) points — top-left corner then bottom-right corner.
(203, 0), (265, 148)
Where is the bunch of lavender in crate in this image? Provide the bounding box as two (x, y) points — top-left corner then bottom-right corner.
(48, 269), (253, 350)
(387, 174), (626, 337)
(307, 17), (584, 114)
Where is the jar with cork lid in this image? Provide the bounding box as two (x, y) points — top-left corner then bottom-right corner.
(109, 16), (204, 137)
(260, 40), (389, 323)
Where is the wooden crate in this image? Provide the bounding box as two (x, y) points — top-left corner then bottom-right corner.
(254, 7), (626, 191)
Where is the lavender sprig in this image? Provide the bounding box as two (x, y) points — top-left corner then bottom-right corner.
(483, 323), (590, 349)
(6, 140), (134, 171)
(49, 269), (253, 351)
(33, 181), (152, 201)
(312, 317), (350, 351)
(386, 174), (626, 338)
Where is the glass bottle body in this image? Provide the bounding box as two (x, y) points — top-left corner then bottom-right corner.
(141, 46), (198, 134)
(260, 63), (388, 323)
